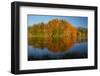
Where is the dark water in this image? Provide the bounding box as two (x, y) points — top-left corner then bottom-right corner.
(28, 42), (88, 61)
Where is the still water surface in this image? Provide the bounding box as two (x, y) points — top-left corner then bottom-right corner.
(28, 42), (87, 60)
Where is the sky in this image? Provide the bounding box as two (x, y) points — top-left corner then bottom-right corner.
(28, 15), (88, 28)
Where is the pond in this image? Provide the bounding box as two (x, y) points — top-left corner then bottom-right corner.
(28, 42), (88, 61)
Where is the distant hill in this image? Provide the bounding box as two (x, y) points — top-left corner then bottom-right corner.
(76, 27), (88, 43)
